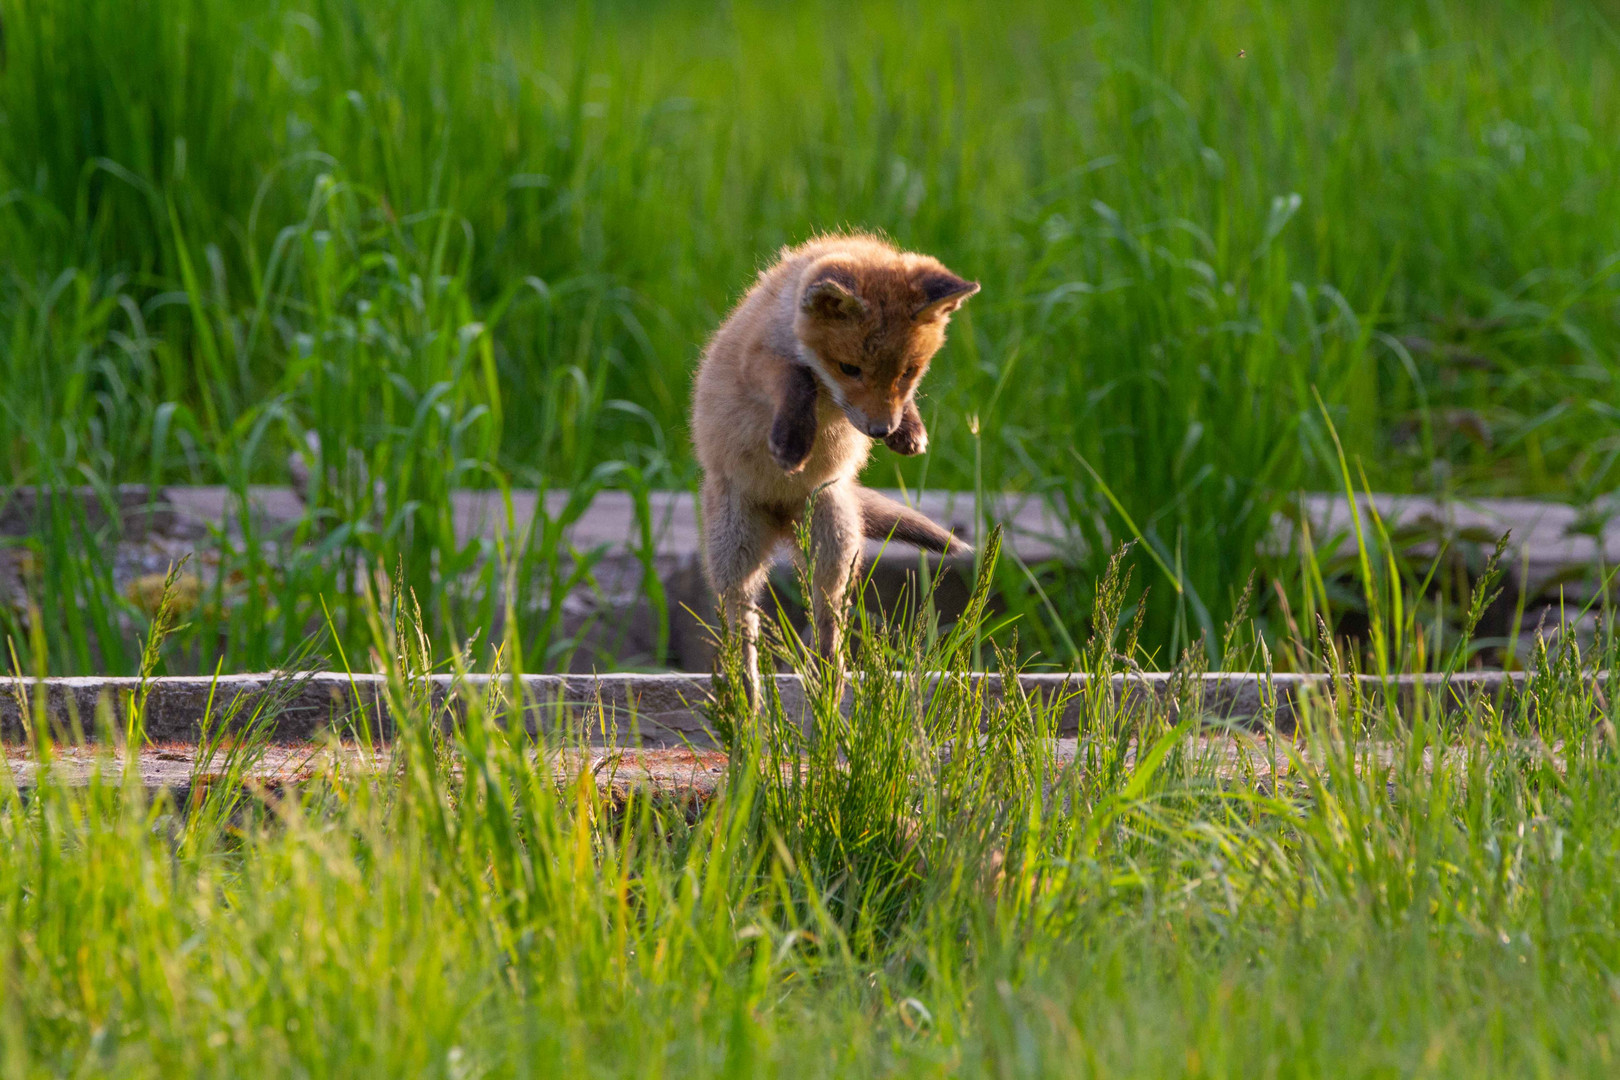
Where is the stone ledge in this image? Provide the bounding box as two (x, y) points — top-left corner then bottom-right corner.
(1290, 492), (1620, 594)
(6, 485), (1617, 673)
(9, 485), (1618, 582)
(0, 484), (1068, 560)
(0, 670), (1559, 747)
(0, 485), (1073, 671)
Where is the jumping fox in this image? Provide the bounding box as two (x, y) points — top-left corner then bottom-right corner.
(691, 232), (978, 694)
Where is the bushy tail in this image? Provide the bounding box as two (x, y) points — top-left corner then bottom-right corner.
(855, 487), (972, 556)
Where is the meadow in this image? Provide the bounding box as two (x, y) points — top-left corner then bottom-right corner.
(4, 0), (1619, 673)
(9, 6), (1620, 1075)
(6, 3), (1620, 1070)
(4, 542), (1619, 1076)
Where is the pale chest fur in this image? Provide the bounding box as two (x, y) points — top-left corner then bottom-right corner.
(735, 390), (870, 511)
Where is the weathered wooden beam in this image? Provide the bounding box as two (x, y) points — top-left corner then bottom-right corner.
(1, 670), (1557, 747)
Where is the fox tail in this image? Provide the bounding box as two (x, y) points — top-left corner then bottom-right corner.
(854, 487), (972, 556)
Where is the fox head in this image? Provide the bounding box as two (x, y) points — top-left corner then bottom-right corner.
(792, 251), (978, 439)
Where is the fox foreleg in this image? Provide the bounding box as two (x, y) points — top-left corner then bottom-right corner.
(768, 362), (820, 473)
(882, 399), (928, 456)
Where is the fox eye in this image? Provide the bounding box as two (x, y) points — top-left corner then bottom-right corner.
(838, 362), (862, 377)
(903, 365), (919, 379)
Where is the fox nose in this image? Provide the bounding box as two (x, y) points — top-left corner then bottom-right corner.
(865, 420), (893, 438)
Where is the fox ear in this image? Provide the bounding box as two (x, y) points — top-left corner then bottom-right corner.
(802, 277), (866, 320)
(912, 272), (979, 321)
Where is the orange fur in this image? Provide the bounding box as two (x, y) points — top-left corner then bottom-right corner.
(690, 232), (977, 698)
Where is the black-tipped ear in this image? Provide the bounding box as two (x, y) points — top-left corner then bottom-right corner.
(801, 277), (866, 320)
(912, 272), (979, 321)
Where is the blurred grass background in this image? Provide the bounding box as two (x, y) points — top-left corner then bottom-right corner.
(3, 0), (1619, 673)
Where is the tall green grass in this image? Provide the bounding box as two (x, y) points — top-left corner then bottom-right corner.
(3, 533), (1618, 1075)
(3, 0), (1619, 672)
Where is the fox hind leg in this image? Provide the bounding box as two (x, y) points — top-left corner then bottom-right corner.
(807, 482), (864, 663)
(702, 480), (779, 707)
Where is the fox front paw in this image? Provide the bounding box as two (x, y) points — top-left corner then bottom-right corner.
(884, 422), (928, 456)
(768, 421), (814, 474)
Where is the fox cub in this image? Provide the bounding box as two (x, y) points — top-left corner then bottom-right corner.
(691, 232), (978, 696)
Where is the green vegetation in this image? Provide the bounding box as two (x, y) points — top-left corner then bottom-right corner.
(6, 4), (1618, 1066)
(4, 539), (1619, 1075)
(4, 0), (1619, 671)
